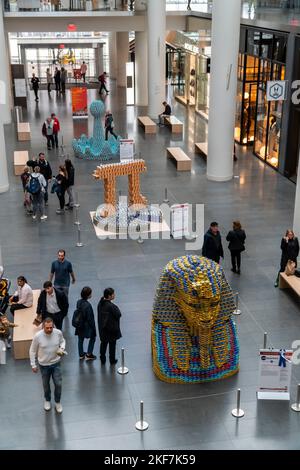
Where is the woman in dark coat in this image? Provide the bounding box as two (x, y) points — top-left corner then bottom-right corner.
(65, 159), (75, 209)
(55, 165), (68, 214)
(97, 287), (122, 365)
(75, 286), (97, 360)
(275, 229), (299, 286)
(226, 220), (246, 274)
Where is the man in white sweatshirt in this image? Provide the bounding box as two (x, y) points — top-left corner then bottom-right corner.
(29, 318), (66, 413)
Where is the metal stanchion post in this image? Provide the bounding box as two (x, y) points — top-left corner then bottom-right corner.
(263, 332), (267, 349)
(74, 191), (80, 209)
(76, 225), (83, 247)
(163, 187), (169, 203)
(232, 292), (241, 315)
(291, 384), (300, 412)
(231, 389), (245, 418)
(135, 401), (149, 431)
(137, 224), (144, 244)
(74, 206), (81, 226)
(59, 135), (65, 158)
(117, 347), (129, 375)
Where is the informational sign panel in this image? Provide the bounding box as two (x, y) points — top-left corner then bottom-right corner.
(267, 80), (287, 101)
(171, 204), (189, 239)
(257, 349), (293, 400)
(14, 79), (26, 98)
(120, 139), (134, 161)
(71, 87), (88, 119)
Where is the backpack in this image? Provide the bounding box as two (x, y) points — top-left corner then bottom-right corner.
(27, 175), (41, 195)
(72, 308), (84, 329)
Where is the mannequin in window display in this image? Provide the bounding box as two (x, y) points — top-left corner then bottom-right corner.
(269, 116), (278, 158)
(241, 104), (250, 143)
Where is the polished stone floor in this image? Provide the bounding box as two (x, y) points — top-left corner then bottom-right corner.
(0, 81), (300, 450)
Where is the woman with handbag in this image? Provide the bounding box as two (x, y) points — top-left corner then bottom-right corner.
(226, 221), (246, 274)
(274, 229), (299, 287)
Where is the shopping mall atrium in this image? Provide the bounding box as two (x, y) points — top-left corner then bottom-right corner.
(1, 0), (300, 451)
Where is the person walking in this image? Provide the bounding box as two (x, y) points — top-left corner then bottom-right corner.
(73, 287), (97, 361)
(274, 229), (299, 287)
(187, 0), (191, 10)
(54, 165), (68, 214)
(202, 221), (224, 264)
(98, 71), (109, 94)
(36, 281), (69, 330)
(226, 221), (246, 274)
(26, 166), (48, 221)
(9, 276), (33, 316)
(29, 317), (65, 413)
(65, 159), (75, 209)
(37, 152), (52, 206)
(51, 113), (60, 148)
(60, 67), (67, 94)
(104, 111), (117, 140)
(31, 73), (40, 101)
(20, 165), (32, 214)
(97, 287), (122, 365)
(42, 117), (55, 150)
(49, 249), (75, 299)
(54, 67), (61, 93)
(80, 61), (87, 83)
(46, 68), (52, 93)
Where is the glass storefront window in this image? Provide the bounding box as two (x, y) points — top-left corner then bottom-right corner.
(266, 100), (282, 169)
(235, 80), (243, 142)
(261, 32), (273, 60)
(273, 35), (287, 63)
(196, 54), (210, 118)
(254, 89), (268, 159)
(247, 30), (260, 56)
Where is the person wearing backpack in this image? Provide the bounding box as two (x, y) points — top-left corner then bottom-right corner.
(27, 166), (47, 221)
(73, 286), (97, 361)
(226, 221), (246, 274)
(104, 111), (117, 140)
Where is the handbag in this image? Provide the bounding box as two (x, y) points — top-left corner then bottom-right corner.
(285, 260), (296, 276)
(33, 314), (42, 327)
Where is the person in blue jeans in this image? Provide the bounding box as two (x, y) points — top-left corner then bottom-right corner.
(49, 249), (76, 299)
(29, 317), (66, 413)
(74, 286), (97, 361)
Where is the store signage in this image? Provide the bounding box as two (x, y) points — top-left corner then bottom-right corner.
(71, 87), (88, 119)
(266, 80), (287, 101)
(184, 43), (199, 55)
(257, 349), (293, 400)
(171, 204), (189, 239)
(120, 139), (134, 161)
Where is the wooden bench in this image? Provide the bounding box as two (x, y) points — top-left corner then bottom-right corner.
(14, 150), (29, 176)
(195, 142), (208, 158)
(13, 290), (41, 360)
(164, 116), (183, 134)
(138, 116), (157, 134)
(17, 122), (31, 141)
(279, 273), (300, 297)
(166, 147), (191, 172)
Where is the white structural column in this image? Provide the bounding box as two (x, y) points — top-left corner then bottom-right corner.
(293, 158), (300, 237)
(109, 32), (117, 79)
(207, 0), (241, 181)
(147, 0), (166, 118)
(0, 8), (10, 193)
(0, 9), (11, 124)
(0, 123), (9, 193)
(116, 32), (129, 87)
(95, 43), (104, 78)
(135, 31), (148, 106)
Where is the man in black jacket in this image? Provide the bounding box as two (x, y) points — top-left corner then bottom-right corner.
(97, 287), (122, 365)
(158, 101), (172, 126)
(37, 281), (68, 330)
(202, 222), (224, 264)
(37, 153), (52, 206)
